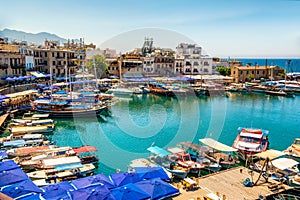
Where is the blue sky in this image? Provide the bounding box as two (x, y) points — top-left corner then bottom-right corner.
(1, 0), (300, 57)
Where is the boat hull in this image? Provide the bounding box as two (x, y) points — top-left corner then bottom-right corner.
(36, 106), (108, 118)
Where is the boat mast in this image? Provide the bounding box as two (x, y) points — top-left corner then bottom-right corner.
(50, 66), (53, 101)
(93, 56), (98, 90)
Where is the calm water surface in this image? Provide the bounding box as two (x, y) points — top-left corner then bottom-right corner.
(50, 93), (300, 175)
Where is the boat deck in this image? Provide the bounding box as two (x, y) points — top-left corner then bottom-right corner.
(173, 166), (292, 200)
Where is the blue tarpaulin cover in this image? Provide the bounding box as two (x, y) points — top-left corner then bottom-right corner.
(109, 172), (142, 187)
(134, 166), (170, 181)
(0, 168), (28, 187)
(72, 174), (115, 189)
(134, 178), (179, 200)
(42, 181), (74, 200)
(111, 183), (150, 200)
(69, 185), (115, 200)
(0, 160), (19, 172)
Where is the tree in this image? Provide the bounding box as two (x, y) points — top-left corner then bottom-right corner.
(86, 55), (109, 78)
(216, 66), (231, 76)
(248, 73), (254, 80)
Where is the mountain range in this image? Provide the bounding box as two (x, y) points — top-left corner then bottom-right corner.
(0, 28), (79, 45)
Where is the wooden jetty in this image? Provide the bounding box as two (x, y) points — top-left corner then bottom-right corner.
(174, 166), (292, 200)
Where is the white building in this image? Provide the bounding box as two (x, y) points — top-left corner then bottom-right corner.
(175, 43), (213, 75)
(142, 56), (155, 74)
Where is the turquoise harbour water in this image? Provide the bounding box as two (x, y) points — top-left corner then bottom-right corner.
(49, 93), (300, 176)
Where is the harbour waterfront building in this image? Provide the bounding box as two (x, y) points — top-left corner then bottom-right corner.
(0, 38), (31, 78)
(175, 43), (213, 75)
(118, 53), (143, 80)
(231, 65), (285, 83)
(153, 48), (174, 76)
(142, 55), (155, 74)
(0, 38), (95, 79)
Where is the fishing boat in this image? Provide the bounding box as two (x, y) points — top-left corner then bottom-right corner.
(11, 118), (54, 126)
(232, 127), (269, 158)
(7, 145), (61, 158)
(199, 138), (239, 169)
(9, 124), (55, 135)
(269, 158), (299, 184)
(27, 163), (95, 181)
(32, 99), (108, 118)
(147, 146), (188, 179)
(22, 112), (50, 120)
(178, 142), (221, 172)
(106, 87), (134, 96)
(34, 156), (83, 170)
(0, 133), (50, 150)
(167, 147), (205, 175)
(284, 138), (300, 162)
(265, 90), (287, 96)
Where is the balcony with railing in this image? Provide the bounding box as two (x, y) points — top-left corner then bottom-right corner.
(11, 64), (25, 69)
(0, 64), (9, 69)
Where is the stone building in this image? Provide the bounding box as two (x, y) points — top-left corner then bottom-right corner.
(0, 39), (30, 77)
(231, 65), (285, 83)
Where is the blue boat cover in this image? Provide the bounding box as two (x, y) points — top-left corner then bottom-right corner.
(0, 160), (19, 172)
(134, 178), (179, 200)
(111, 183), (150, 200)
(54, 163), (83, 171)
(147, 146), (170, 157)
(3, 140), (25, 147)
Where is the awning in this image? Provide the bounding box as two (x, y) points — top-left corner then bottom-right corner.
(30, 72), (45, 78)
(237, 141), (260, 149)
(253, 149), (284, 160)
(73, 146), (97, 153)
(240, 132), (263, 139)
(147, 146), (170, 157)
(271, 158), (299, 170)
(199, 138), (237, 152)
(167, 147), (185, 154)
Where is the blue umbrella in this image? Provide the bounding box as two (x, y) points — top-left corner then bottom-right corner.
(134, 178), (179, 200)
(134, 167), (170, 181)
(22, 75), (32, 79)
(111, 183), (150, 200)
(42, 181), (74, 200)
(109, 172), (142, 187)
(0, 160), (19, 172)
(1, 179), (42, 199)
(5, 77), (14, 81)
(0, 168), (28, 187)
(69, 184), (115, 200)
(72, 174), (115, 189)
(16, 193), (41, 200)
(0, 94), (9, 100)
